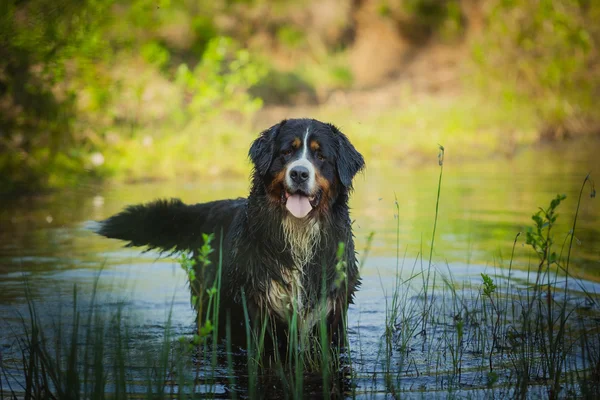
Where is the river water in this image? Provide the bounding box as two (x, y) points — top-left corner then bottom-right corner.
(1, 137), (599, 397)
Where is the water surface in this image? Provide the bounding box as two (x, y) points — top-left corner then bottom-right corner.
(1, 138), (599, 396)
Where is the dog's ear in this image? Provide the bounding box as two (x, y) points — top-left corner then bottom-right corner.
(329, 123), (365, 187)
(249, 120), (286, 175)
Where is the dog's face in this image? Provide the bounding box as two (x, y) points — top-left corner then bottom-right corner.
(249, 119), (364, 219)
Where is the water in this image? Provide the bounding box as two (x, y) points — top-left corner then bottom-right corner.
(1, 138), (599, 397)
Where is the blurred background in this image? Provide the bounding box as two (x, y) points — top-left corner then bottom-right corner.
(0, 0), (599, 284)
(1, 0), (599, 193)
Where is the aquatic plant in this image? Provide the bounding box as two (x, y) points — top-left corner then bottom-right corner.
(2, 167), (598, 398)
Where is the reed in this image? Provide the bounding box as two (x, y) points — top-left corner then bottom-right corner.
(2, 171), (598, 398)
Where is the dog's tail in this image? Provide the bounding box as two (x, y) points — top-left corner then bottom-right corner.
(96, 198), (205, 253)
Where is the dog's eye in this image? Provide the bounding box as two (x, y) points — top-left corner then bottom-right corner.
(316, 152), (325, 161)
(281, 149), (293, 156)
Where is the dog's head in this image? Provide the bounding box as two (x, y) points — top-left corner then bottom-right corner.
(249, 119), (364, 219)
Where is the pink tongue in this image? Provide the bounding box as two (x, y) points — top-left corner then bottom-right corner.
(286, 194), (313, 218)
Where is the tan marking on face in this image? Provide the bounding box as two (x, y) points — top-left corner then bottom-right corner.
(268, 169), (287, 203)
(314, 169), (333, 212)
(310, 140), (320, 151)
(292, 137), (301, 148)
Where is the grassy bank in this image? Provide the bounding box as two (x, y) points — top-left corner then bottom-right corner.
(93, 91), (544, 184)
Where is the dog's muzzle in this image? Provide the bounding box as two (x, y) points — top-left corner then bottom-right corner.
(283, 161), (319, 218)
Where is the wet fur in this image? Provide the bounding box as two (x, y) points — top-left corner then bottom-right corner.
(97, 118), (365, 347)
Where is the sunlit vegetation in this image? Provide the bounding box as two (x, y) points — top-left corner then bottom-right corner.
(2, 0), (599, 194)
(474, 0), (600, 140)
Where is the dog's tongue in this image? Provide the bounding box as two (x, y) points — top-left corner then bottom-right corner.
(286, 194), (312, 218)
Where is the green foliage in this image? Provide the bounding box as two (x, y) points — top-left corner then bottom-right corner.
(277, 25), (306, 49)
(3, 0), (598, 195)
(475, 0), (600, 136)
(178, 232), (220, 358)
(141, 40), (171, 70)
(179, 233), (214, 309)
(198, 233), (216, 265)
(402, 0), (460, 27)
(0, 1), (269, 193)
(525, 194), (566, 263)
(329, 66), (353, 89)
(0, 0), (114, 193)
(250, 68), (317, 105)
(378, 2), (392, 17)
(175, 36), (266, 120)
(381, 0), (464, 42)
(191, 14), (218, 56)
(481, 273), (496, 297)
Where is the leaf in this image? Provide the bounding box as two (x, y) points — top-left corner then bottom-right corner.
(481, 273), (496, 296)
(199, 320), (213, 337)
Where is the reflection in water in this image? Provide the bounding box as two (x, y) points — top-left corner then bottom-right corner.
(0, 138), (599, 396)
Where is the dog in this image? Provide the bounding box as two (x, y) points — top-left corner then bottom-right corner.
(97, 118), (365, 348)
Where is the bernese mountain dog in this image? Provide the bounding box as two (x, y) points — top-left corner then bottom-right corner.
(97, 118), (365, 347)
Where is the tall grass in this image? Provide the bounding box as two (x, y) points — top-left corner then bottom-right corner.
(2, 170), (598, 398)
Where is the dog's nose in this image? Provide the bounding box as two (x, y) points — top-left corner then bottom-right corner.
(290, 166), (310, 184)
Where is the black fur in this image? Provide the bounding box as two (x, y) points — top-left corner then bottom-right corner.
(249, 120), (285, 176)
(96, 118), (365, 348)
(98, 198), (245, 253)
(329, 123), (365, 187)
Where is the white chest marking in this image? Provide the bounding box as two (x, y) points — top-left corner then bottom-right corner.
(262, 217), (325, 329)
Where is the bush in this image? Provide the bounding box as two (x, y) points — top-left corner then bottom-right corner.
(0, 0), (113, 193)
(474, 0), (600, 138)
(174, 36), (266, 120)
(379, 0), (465, 43)
(250, 68), (317, 105)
